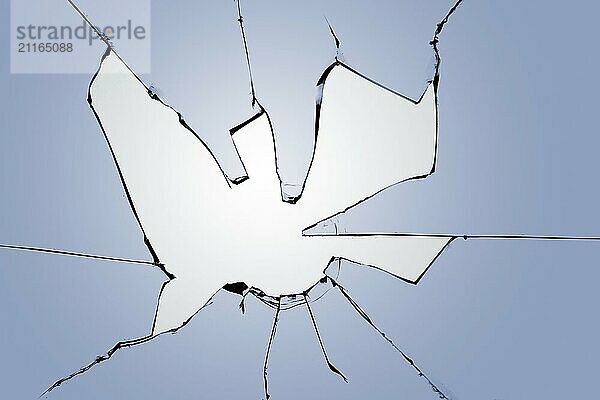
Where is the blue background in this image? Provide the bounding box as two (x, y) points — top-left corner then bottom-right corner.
(2, 0), (600, 398)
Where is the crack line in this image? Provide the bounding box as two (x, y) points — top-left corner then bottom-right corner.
(0, 244), (158, 267)
(324, 16), (341, 60)
(303, 293), (348, 382)
(306, 233), (600, 241)
(431, 0), (464, 79)
(263, 296), (281, 400)
(41, 290), (218, 397)
(331, 278), (452, 399)
(40, 334), (154, 397)
(236, 0), (257, 106)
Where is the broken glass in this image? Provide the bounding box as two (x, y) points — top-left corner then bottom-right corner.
(3, 0), (600, 399)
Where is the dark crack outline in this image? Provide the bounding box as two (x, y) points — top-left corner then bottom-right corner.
(301, 0), (466, 229)
(303, 292), (348, 383)
(263, 296), (281, 400)
(330, 277), (453, 399)
(0, 243), (158, 268)
(19, 0), (599, 399)
(40, 288), (220, 397)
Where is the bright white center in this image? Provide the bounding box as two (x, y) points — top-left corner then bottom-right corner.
(91, 51), (449, 334)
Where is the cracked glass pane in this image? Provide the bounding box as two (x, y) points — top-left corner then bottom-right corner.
(3, 0), (600, 399)
(29, 0), (463, 395)
(79, 42), (453, 372)
(0, 252), (164, 398)
(83, 39), (451, 324)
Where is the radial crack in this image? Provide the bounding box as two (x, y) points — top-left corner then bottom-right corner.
(303, 292), (348, 383)
(235, 0), (257, 106)
(331, 278), (453, 399)
(40, 334), (155, 397)
(263, 297), (281, 400)
(41, 289), (218, 397)
(0, 243), (158, 267)
(324, 16), (341, 59)
(431, 0), (464, 78)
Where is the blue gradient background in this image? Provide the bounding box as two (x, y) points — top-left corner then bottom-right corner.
(2, 0), (600, 399)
